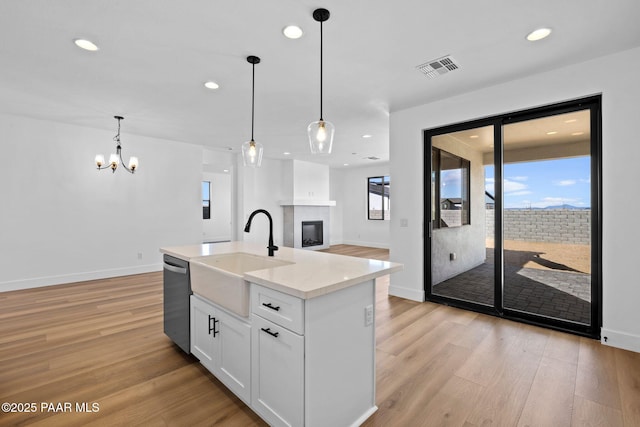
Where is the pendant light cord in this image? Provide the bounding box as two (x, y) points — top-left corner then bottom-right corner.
(251, 62), (255, 141)
(319, 19), (323, 121)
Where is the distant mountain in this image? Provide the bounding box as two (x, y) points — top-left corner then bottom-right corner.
(505, 204), (590, 210)
(542, 204), (589, 210)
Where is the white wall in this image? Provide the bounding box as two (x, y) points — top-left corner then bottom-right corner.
(0, 114), (203, 291)
(237, 157), (288, 252)
(389, 46), (640, 353)
(329, 168), (345, 245)
(331, 164), (390, 249)
(202, 171), (232, 242)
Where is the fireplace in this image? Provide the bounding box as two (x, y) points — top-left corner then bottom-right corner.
(282, 202), (332, 250)
(302, 221), (323, 247)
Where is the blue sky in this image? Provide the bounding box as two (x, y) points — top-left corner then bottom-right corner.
(485, 156), (591, 209)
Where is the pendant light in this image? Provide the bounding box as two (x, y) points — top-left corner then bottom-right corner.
(241, 55), (263, 167)
(95, 116), (138, 174)
(307, 8), (334, 155)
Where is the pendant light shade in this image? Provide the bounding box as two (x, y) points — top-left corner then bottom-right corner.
(308, 8), (334, 155)
(242, 55), (263, 167)
(307, 119), (334, 154)
(242, 139), (263, 167)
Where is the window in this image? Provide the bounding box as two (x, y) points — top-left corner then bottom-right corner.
(202, 181), (211, 220)
(432, 148), (469, 228)
(368, 176), (390, 220)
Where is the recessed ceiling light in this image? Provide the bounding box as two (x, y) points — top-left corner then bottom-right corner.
(526, 28), (552, 42)
(204, 81), (219, 90)
(343, 163), (349, 166)
(469, 135), (479, 139)
(283, 152), (291, 155)
(223, 169), (229, 173)
(283, 25), (303, 39)
(74, 39), (99, 51)
(546, 131), (558, 135)
(572, 132), (584, 136)
(362, 134), (372, 139)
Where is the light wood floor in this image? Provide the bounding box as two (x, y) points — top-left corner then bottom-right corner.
(1, 245), (639, 426)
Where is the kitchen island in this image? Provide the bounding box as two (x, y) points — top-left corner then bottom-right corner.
(160, 242), (402, 427)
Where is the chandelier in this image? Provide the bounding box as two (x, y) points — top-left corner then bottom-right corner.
(95, 116), (138, 174)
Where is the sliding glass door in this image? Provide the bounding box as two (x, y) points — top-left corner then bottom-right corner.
(502, 110), (592, 326)
(430, 125), (496, 308)
(425, 96), (601, 337)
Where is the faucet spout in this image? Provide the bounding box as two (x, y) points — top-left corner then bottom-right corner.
(244, 209), (279, 257)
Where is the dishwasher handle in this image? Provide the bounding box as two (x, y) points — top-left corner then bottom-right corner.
(163, 261), (188, 275)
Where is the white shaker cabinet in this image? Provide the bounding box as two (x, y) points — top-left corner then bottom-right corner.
(251, 314), (304, 426)
(250, 280), (376, 427)
(190, 294), (251, 404)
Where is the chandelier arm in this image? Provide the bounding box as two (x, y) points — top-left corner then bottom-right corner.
(119, 150), (134, 174)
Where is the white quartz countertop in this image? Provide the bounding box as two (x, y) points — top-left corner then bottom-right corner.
(160, 242), (403, 299)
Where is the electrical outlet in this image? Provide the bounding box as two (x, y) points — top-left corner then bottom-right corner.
(365, 305), (374, 326)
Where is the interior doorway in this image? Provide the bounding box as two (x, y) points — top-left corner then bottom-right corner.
(425, 96), (601, 337)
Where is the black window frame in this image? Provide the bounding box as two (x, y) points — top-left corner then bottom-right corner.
(431, 147), (470, 229)
(202, 181), (211, 220)
(367, 175), (390, 220)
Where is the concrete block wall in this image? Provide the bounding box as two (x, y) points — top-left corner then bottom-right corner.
(485, 209), (591, 244)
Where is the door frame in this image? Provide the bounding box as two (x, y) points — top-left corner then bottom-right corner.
(423, 95), (602, 338)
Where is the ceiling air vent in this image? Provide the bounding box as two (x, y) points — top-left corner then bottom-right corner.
(416, 55), (459, 78)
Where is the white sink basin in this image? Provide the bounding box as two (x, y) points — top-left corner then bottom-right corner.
(190, 252), (293, 317)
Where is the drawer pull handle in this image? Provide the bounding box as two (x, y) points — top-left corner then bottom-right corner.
(261, 327), (279, 338)
(262, 302), (281, 311)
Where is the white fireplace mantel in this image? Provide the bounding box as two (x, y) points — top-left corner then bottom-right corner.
(279, 200), (336, 207)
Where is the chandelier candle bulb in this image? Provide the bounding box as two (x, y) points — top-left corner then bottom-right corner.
(109, 153), (119, 171)
(128, 156), (139, 171)
(95, 154), (104, 168)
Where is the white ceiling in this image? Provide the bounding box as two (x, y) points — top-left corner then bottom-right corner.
(2, 0), (639, 168)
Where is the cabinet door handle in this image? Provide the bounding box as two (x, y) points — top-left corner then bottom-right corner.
(213, 318), (219, 337)
(262, 302), (281, 311)
(208, 315), (219, 337)
(261, 327), (279, 338)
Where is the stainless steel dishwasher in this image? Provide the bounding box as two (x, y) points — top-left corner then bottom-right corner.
(163, 254), (191, 353)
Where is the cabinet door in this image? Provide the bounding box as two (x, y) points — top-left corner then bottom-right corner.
(190, 295), (216, 372)
(216, 309), (251, 404)
(251, 314), (304, 427)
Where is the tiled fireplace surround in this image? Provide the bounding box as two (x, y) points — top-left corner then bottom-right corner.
(282, 205), (330, 250)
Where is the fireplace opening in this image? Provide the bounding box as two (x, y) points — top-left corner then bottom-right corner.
(302, 221), (323, 247)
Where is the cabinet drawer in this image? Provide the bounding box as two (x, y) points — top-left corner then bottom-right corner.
(251, 284), (304, 334)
